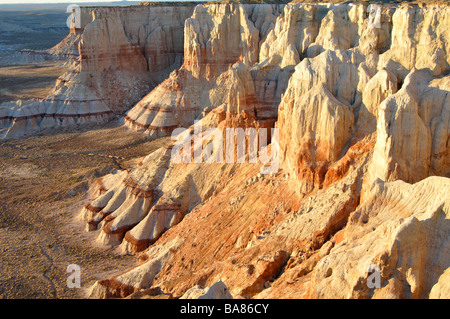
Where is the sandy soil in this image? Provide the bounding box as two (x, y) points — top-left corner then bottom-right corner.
(0, 121), (171, 298)
(0, 61), (67, 104)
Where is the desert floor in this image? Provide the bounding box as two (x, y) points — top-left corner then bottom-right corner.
(0, 61), (67, 104)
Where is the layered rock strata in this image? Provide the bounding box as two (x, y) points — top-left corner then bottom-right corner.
(56, 2), (450, 299)
(0, 4), (195, 138)
(123, 3), (288, 136)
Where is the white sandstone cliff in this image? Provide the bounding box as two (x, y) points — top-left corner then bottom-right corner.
(5, 2), (447, 299)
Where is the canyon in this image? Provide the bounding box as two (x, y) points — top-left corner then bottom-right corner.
(1, 1), (449, 299)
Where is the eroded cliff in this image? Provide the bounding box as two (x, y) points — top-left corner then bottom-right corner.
(0, 4), (195, 138)
(3, 1), (450, 299)
(76, 2), (450, 299)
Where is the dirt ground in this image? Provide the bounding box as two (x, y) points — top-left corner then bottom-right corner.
(0, 61), (67, 104)
(0, 118), (171, 298)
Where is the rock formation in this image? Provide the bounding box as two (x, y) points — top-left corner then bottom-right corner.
(364, 69), (450, 189)
(4, 1), (448, 299)
(123, 3), (286, 137)
(305, 176), (450, 299)
(0, 4), (195, 139)
(80, 2), (449, 299)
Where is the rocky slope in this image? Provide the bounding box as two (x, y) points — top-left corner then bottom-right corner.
(76, 2), (450, 299)
(4, 1), (450, 299)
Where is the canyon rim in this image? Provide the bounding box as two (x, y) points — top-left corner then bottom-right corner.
(0, 0), (449, 301)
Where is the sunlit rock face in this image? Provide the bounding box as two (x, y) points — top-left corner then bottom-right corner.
(5, 2), (448, 300)
(83, 2), (449, 299)
(123, 3), (287, 137)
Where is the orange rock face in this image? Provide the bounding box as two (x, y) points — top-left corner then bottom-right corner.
(34, 2), (449, 299)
